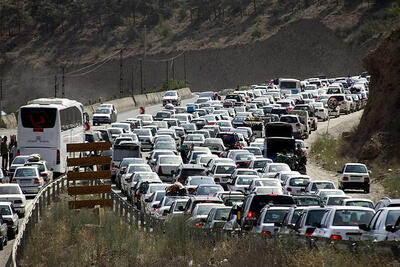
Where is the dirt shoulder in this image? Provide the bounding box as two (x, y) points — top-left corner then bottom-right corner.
(305, 110), (384, 202)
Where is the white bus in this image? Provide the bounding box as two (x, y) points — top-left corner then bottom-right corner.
(17, 98), (86, 175)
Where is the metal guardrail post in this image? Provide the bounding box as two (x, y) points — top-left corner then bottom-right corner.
(56, 180), (60, 195)
(52, 183), (56, 200)
(47, 187), (51, 205)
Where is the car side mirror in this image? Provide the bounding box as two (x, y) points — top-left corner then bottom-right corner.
(359, 224), (371, 232)
(386, 225), (397, 233)
(178, 206), (185, 211)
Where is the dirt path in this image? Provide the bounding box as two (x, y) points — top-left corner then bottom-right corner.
(305, 110), (384, 203)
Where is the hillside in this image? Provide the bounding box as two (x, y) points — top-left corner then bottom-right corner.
(351, 27), (400, 164)
(0, 0), (400, 111)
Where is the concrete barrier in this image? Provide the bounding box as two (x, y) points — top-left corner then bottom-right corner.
(1, 113), (18, 129)
(133, 94), (148, 107)
(0, 88), (192, 129)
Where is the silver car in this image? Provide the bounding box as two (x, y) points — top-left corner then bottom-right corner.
(12, 167), (44, 196)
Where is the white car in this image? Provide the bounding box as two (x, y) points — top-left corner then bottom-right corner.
(338, 163), (370, 193)
(262, 163), (291, 178)
(316, 189), (345, 204)
(312, 102), (329, 121)
(12, 166), (44, 196)
(162, 90), (181, 106)
(227, 175), (259, 193)
(359, 207), (400, 242)
(313, 206), (375, 241)
(305, 180), (336, 194)
(121, 164), (152, 194)
(341, 198), (374, 209)
(0, 184), (26, 217)
(144, 190), (166, 216)
(252, 206), (291, 234)
(0, 202), (19, 239)
(186, 203), (226, 228)
(208, 163), (236, 184)
(283, 175), (311, 194)
(136, 114), (154, 126)
(246, 178), (281, 194)
(155, 155), (183, 182)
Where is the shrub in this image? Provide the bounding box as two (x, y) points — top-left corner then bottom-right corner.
(251, 27), (262, 38)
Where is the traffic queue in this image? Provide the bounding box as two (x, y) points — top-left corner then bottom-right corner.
(0, 74), (399, 251)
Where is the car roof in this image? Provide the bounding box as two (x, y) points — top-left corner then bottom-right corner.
(330, 206), (375, 211)
(343, 198), (373, 203)
(180, 164), (204, 168)
(0, 202), (12, 206)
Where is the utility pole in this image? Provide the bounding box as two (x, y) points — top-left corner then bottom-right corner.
(140, 59), (143, 94)
(62, 67), (65, 98)
(119, 48), (123, 97)
(54, 75), (57, 98)
(183, 52), (187, 87)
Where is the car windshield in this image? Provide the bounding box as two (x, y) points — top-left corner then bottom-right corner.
(155, 143), (175, 150)
(15, 168), (36, 177)
(156, 112), (170, 118)
(165, 92), (176, 97)
(181, 169), (206, 177)
(134, 173), (158, 181)
(385, 210), (400, 226)
(13, 157), (29, 165)
(294, 197), (320, 206)
(245, 148), (261, 156)
(256, 180), (280, 187)
(95, 109), (111, 114)
(0, 205), (11, 215)
(346, 201), (374, 209)
(134, 130), (151, 136)
(160, 157), (182, 165)
(305, 210), (327, 226)
(312, 182), (334, 191)
(196, 205), (218, 215)
(289, 178), (310, 186)
(186, 135), (203, 142)
(280, 116), (298, 123)
(183, 124), (196, 130)
(253, 160), (268, 168)
(264, 209), (289, 223)
(0, 186), (20, 194)
(215, 208), (231, 220)
(137, 115), (152, 121)
(197, 186), (223, 196)
(236, 177), (255, 185)
(333, 209), (374, 226)
(26, 163), (46, 172)
(327, 197), (348, 205)
(155, 192), (166, 201)
(174, 201), (188, 211)
(128, 166), (151, 173)
(108, 128), (122, 134)
(189, 177), (214, 185)
(238, 170), (257, 176)
(345, 165), (367, 173)
(216, 166), (235, 174)
(236, 154), (253, 161)
(269, 165), (290, 172)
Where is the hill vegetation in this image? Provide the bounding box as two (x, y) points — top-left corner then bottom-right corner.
(1, 0), (400, 67)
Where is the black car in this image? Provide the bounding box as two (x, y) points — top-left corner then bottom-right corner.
(216, 132), (241, 149)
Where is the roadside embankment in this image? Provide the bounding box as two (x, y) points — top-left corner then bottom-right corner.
(1, 88), (192, 128)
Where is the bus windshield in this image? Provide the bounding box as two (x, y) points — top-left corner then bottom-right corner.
(20, 107), (57, 128)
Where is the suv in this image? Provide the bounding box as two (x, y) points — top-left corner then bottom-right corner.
(239, 194), (295, 231)
(183, 196), (224, 215)
(216, 132), (241, 149)
(0, 202), (19, 239)
(338, 163), (370, 193)
(174, 164), (207, 184)
(280, 115), (307, 139)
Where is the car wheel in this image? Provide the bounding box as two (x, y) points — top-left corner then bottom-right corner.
(9, 229), (15, 240)
(364, 186), (370, 194)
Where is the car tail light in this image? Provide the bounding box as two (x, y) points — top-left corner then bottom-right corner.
(112, 166), (116, 170)
(305, 233), (313, 237)
(177, 177), (184, 182)
(210, 122), (216, 125)
(195, 222), (202, 227)
(56, 149), (60, 165)
(11, 179), (17, 183)
(153, 207), (158, 211)
(248, 211), (254, 218)
(162, 211), (168, 216)
(364, 177), (370, 183)
(121, 167), (126, 173)
(188, 211), (192, 215)
(262, 230), (271, 235)
(287, 187), (292, 192)
(234, 142), (239, 148)
(343, 177), (349, 181)
(287, 107), (293, 111)
(244, 161), (249, 165)
(269, 194), (278, 196)
(296, 123), (301, 128)
(17, 150), (20, 156)
(342, 101), (347, 104)
(158, 166), (162, 174)
(214, 178), (220, 183)
(34, 178), (40, 184)
(6, 221), (12, 226)
(330, 234), (342, 240)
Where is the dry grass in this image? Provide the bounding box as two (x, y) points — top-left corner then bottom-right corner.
(19, 196), (400, 267)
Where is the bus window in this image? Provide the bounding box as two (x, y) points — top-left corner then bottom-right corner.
(20, 108), (57, 128)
